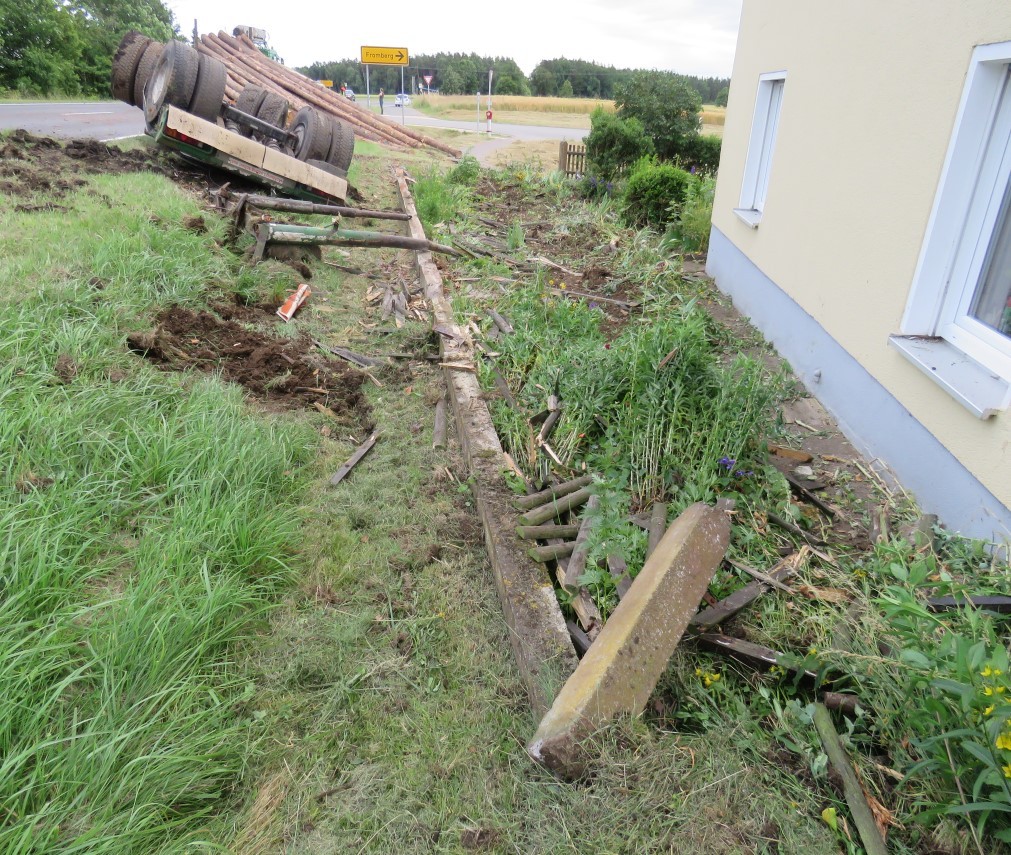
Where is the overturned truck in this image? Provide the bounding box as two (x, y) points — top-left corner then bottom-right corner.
(110, 33), (351, 204)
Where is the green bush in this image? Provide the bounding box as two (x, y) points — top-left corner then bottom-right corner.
(447, 154), (481, 185)
(585, 108), (654, 181)
(666, 174), (715, 252)
(679, 134), (723, 173)
(622, 157), (693, 230)
(715, 86), (729, 107)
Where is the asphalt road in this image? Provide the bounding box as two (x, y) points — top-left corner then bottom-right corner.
(0, 101), (145, 140)
(1, 100), (584, 151)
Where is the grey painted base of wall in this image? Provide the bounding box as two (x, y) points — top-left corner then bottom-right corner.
(707, 225), (1011, 546)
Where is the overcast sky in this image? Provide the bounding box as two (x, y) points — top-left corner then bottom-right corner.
(164, 0), (743, 77)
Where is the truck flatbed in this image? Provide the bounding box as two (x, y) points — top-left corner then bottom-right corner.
(147, 105), (348, 204)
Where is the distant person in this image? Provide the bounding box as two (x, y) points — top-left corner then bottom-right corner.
(379, 88), (384, 114)
(340, 82), (346, 97)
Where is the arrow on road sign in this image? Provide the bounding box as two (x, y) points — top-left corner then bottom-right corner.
(360, 46), (410, 66)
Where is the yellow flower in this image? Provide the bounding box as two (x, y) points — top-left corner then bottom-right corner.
(999, 686), (1007, 694)
(548, 279), (555, 285)
(983, 666), (994, 678)
(711, 673), (721, 682)
(996, 732), (1011, 751)
(995, 668), (1005, 677)
(1004, 764), (1011, 779)
(695, 668), (702, 677)
(985, 686), (995, 696)
(559, 282), (566, 289)
(985, 705), (996, 716)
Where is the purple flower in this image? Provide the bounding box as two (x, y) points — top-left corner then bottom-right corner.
(718, 456), (735, 470)
(690, 166), (697, 174)
(735, 469), (754, 478)
(589, 301), (599, 309)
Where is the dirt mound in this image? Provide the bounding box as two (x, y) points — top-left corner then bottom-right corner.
(127, 306), (371, 424)
(0, 129), (256, 205)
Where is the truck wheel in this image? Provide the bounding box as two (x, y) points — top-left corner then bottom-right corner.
(188, 54), (227, 122)
(143, 40), (200, 123)
(255, 92), (289, 129)
(131, 42), (163, 110)
(111, 32), (150, 105)
(327, 118), (355, 173)
(288, 107), (331, 161)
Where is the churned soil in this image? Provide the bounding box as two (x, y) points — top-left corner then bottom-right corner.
(0, 129), (253, 206)
(127, 306), (371, 426)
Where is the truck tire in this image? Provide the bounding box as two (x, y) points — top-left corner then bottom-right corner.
(327, 118), (355, 173)
(143, 40), (200, 123)
(188, 54), (227, 122)
(288, 107), (331, 161)
(111, 32), (150, 105)
(131, 42), (163, 110)
(255, 92), (289, 129)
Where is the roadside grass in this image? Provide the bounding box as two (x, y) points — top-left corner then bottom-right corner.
(0, 164), (317, 850)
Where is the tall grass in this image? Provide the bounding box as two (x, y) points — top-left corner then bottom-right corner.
(0, 170), (315, 851)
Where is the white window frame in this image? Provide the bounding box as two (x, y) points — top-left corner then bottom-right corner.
(734, 71), (787, 228)
(899, 42), (1011, 404)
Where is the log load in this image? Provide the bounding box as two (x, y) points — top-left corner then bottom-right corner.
(197, 31), (460, 157)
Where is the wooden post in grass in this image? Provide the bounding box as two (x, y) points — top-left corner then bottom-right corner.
(812, 703), (889, 855)
(513, 475), (592, 510)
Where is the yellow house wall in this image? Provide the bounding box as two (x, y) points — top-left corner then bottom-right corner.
(712, 0), (1011, 511)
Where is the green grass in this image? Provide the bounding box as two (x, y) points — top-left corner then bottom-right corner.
(0, 167), (317, 851)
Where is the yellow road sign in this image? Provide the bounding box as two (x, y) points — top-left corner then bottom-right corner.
(361, 45), (409, 66)
(319, 79), (333, 87)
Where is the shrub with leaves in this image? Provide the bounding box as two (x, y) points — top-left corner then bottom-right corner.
(679, 133), (723, 173)
(585, 108), (654, 181)
(665, 174), (715, 252)
(622, 157), (694, 230)
(614, 71), (702, 161)
(447, 154), (481, 186)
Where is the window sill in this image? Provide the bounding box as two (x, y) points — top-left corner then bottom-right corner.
(888, 335), (1011, 419)
(733, 208), (762, 229)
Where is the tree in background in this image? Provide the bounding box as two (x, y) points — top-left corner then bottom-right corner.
(715, 86), (729, 107)
(558, 79), (573, 98)
(0, 0), (83, 94)
(0, 0), (175, 96)
(614, 71), (702, 161)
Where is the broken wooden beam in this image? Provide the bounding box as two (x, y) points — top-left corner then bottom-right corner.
(432, 394), (448, 449)
(528, 542), (576, 563)
(528, 503), (731, 778)
(926, 595), (1011, 614)
(812, 703), (889, 855)
(562, 496), (599, 590)
(767, 511), (827, 546)
(515, 523), (582, 540)
(784, 471), (837, 518)
(645, 502), (667, 558)
(315, 340), (385, 368)
(487, 309), (514, 335)
(566, 620), (592, 656)
(727, 558), (795, 594)
(690, 554), (800, 630)
(518, 487), (593, 527)
(695, 633), (818, 683)
(229, 191), (412, 221)
(607, 554), (632, 600)
(329, 432), (379, 486)
(513, 477), (593, 511)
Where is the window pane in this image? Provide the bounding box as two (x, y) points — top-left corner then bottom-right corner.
(970, 178), (1011, 338)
